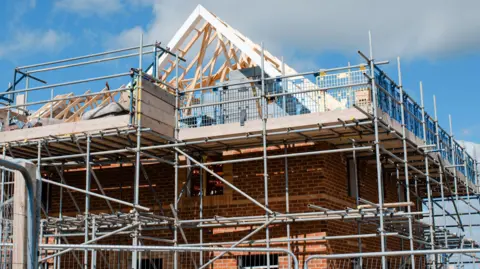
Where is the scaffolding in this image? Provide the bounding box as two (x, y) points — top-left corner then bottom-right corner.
(0, 17), (479, 269)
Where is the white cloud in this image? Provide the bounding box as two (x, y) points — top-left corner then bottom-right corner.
(107, 0), (480, 63)
(106, 26), (144, 48)
(461, 141), (480, 161)
(0, 29), (72, 60)
(54, 0), (124, 16)
(11, 0), (37, 23)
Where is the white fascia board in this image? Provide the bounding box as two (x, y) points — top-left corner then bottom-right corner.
(156, 4), (203, 72)
(196, 5), (281, 78)
(152, 4), (344, 111)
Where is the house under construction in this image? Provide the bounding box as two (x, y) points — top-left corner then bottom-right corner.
(0, 4), (479, 269)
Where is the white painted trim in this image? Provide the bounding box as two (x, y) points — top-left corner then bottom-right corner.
(153, 4), (344, 111)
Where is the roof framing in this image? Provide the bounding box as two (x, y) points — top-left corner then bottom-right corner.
(153, 4), (344, 111)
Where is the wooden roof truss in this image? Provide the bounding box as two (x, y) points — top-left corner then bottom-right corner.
(150, 5), (344, 114)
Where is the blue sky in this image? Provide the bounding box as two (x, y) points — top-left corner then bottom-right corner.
(1, 0), (480, 142)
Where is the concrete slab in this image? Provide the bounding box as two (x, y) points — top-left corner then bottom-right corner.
(179, 108), (368, 141)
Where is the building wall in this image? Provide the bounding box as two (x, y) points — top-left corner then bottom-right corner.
(46, 142), (417, 268)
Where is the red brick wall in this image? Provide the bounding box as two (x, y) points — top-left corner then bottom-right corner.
(46, 141), (415, 268)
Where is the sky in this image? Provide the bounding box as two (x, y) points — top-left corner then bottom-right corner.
(1, 0), (480, 142)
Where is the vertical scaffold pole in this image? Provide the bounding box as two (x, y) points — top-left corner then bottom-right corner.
(474, 147), (479, 266)
(0, 146), (5, 269)
(36, 141), (42, 269)
(5, 82), (11, 131)
(199, 155), (204, 266)
(433, 95), (449, 265)
(397, 57), (415, 268)
(56, 164), (64, 269)
(25, 76), (29, 115)
(284, 143), (291, 269)
(84, 135), (92, 269)
(462, 145), (476, 266)
(368, 31), (386, 269)
(39, 221), (44, 269)
(173, 52), (180, 269)
(90, 217), (97, 269)
(50, 88), (54, 120)
(448, 114), (464, 265)
(7, 70), (17, 126)
(132, 33), (144, 269)
(448, 116), (460, 209)
(352, 139), (363, 268)
(260, 42), (271, 269)
(419, 83), (436, 267)
(153, 44), (157, 80)
(396, 167), (405, 257)
(281, 57), (286, 116)
(475, 150), (479, 191)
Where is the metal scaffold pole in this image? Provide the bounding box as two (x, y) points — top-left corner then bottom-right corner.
(173, 51), (180, 269)
(84, 135), (91, 269)
(368, 31), (387, 269)
(281, 57), (290, 269)
(260, 42), (271, 269)
(281, 57), (286, 116)
(132, 33), (144, 269)
(352, 139), (363, 268)
(433, 94), (449, 266)
(199, 155), (204, 266)
(0, 146), (5, 269)
(474, 152), (479, 265)
(463, 144), (476, 266)
(284, 143), (291, 269)
(475, 154), (479, 191)
(449, 115), (459, 201)
(448, 114), (468, 266)
(448, 115), (461, 225)
(56, 164), (64, 269)
(24, 76), (29, 115)
(36, 141), (42, 269)
(419, 82), (436, 267)
(397, 57), (416, 268)
(90, 217), (97, 269)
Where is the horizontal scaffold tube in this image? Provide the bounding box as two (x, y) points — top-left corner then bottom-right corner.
(191, 212), (424, 228)
(180, 82), (369, 110)
(33, 132), (373, 162)
(3, 72), (130, 95)
(39, 224), (140, 263)
(40, 178), (150, 211)
(180, 62), (371, 93)
(305, 248), (480, 264)
(180, 146), (372, 168)
(1, 87), (131, 110)
(39, 245), (299, 269)
(17, 44), (156, 70)
(180, 232), (399, 246)
(28, 51), (155, 74)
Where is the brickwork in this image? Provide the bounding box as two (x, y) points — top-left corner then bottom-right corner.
(46, 141), (418, 268)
